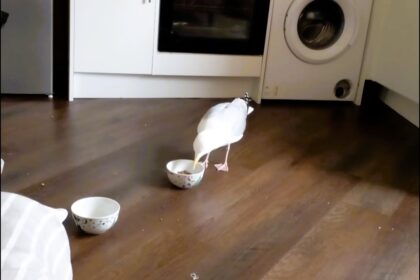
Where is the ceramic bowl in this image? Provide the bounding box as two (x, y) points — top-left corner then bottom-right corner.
(166, 159), (205, 189)
(71, 197), (120, 234)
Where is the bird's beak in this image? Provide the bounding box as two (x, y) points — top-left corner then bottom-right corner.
(193, 157), (199, 170)
(193, 152), (203, 170)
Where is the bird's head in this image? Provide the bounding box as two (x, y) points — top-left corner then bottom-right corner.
(193, 130), (226, 167)
(240, 92), (252, 105)
(239, 92), (254, 115)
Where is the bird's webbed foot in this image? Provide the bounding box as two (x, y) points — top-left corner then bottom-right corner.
(214, 163), (229, 172)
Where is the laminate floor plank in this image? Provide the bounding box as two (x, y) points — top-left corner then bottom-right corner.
(1, 96), (418, 280)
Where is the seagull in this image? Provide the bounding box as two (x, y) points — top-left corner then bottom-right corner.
(193, 92), (254, 172)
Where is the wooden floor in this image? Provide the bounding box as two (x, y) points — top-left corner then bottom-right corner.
(1, 95), (418, 280)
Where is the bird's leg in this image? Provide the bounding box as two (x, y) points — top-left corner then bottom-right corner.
(215, 144), (230, 172)
(202, 153), (210, 169)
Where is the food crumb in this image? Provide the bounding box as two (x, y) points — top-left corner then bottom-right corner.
(160, 218), (164, 222)
(178, 170), (192, 175)
(40, 182), (46, 187)
(378, 226), (382, 230)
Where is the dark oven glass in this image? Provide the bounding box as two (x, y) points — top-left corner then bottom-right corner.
(158, 0), (270, 55)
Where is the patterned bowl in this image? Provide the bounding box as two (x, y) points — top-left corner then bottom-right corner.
(71, 197), (120, 234)
(166, 159), (205, 189)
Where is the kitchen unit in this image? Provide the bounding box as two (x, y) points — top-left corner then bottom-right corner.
(70, 0), (270, 100)
(355, 0), (419, 126)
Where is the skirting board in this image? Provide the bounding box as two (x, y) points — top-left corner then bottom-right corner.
(379, 88), (419, 127)
(72, 73), (260, 100)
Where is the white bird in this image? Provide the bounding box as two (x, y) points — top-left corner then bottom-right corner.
(193, 93), (254, 172)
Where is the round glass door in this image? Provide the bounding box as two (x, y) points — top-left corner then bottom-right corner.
(297, 0), (344, 50)
(284, 0), (358, 64)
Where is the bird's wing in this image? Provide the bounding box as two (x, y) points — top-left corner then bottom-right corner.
(198, 99), (248, 143)
(197, 102), (230, 133)
(225, 101), (247, 143)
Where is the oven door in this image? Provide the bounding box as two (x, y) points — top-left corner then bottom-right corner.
(158, 0), (270, 55)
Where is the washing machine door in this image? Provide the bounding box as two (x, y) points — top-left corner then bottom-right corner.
(285, 0), (358, 64)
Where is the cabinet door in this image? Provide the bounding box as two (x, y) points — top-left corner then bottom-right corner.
(367, 0), (418, 104)
(74, 0), (155, 74)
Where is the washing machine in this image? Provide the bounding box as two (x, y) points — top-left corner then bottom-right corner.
(262, 0), (373, 101)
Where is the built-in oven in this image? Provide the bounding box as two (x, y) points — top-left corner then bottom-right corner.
(158, 0), (271, 55)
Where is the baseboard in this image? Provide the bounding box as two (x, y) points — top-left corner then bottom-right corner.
(379, 88), (419, 127)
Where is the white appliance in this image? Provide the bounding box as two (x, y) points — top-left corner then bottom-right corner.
(262, 0), (373, 101)
(1, 0), (53, 95)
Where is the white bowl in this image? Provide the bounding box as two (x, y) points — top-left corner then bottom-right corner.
(166, 159), (205, 189)
(71, 197), (120, 234)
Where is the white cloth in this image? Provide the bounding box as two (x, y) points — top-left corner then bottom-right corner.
(1, 192), (72, 280)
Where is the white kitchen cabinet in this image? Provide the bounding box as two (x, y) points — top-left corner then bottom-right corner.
(74, 0), (155, 74)
(355, 0), (418, 125)
(357, 0), (419, 105)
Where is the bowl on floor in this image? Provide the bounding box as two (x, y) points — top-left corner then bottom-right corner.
(71, 197), (120, 234)
(166, 159), (205, 189)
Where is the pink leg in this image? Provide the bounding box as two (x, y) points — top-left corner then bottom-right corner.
(215, 144), (230, 172)
(202, 153), (210, 168)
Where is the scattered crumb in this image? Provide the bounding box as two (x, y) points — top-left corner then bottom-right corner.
(176, 219), (180, 222)
(48, 94), (53, 99)
(391, 227), (395, 231)
(40, 182), (46, 187)
(50, 115), (54, 119)
(141, 229), (145, 232)
(327, 201), (331, 205)
(378, 226), (382, 230)
(160, 218), (164, 222)
(190, 273), (199, 280)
